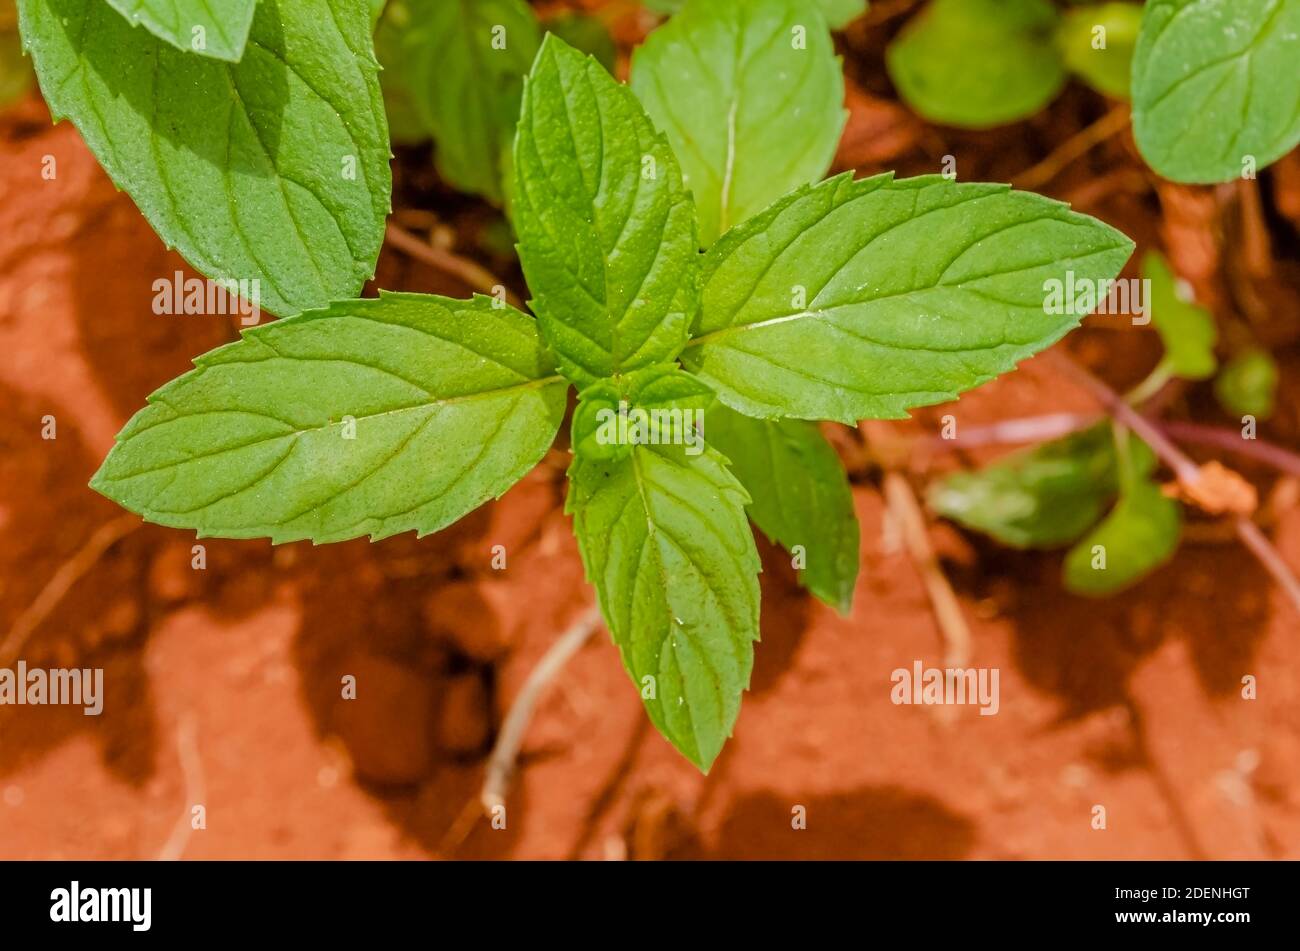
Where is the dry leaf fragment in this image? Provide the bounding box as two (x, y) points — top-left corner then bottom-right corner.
(1164, 461), (1258, 517)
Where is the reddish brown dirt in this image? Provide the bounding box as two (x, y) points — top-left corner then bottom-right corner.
(2, 19), (1300, 859)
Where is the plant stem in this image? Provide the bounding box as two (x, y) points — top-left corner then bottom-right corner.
(481, 604), (603, 815)
(1011, 105), (1131, 191)
(1158, 421), (1300, 479)
(931, 411), (1099, 449)
(1124, 360), (1174, 407)
(1048, 354), (1203, 481)
(932, 412), (1300, 484)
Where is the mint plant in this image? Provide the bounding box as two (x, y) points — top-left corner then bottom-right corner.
(19, 1), (1135, 770)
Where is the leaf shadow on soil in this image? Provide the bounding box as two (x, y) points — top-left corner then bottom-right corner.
(0, 377), (155, 784)
(0, 379), (277, 788)
(675, 787), (976, 860)
(751, 535), (816, 694)
(289, 522), (521, 860)
(947, 538), (1272, 719)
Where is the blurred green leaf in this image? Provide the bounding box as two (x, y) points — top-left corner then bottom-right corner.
(1215, 347), (1279, 419)
(403, 0), (541, 203)
(886, 0), (1065, 128)
(1063, 479), (1181, 596)
(1145, 250), (1217, 380)
(929, 423), (1154, 549)
(375, 0), (429, 146)
(819, 0), (868, 28)
(1057, 1), (1141, 98)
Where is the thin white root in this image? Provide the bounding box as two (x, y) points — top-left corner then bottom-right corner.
(156, 714), (204, 861)
(883, 472), (973, 669)
(480, 604), (603, 814)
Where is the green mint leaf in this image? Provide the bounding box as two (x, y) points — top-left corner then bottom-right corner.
(104, 0), (257, 62)
(680, 172), (1134, 424)
(571, 364), (713, 462)
(19, 0), (392, 318)
(567, 442), (761, 771)
(1063, 480), (1182, 596)
(402, 0), (539, 203)
(886, 0), (1065, 128)
(1145, 251), (1217, 380)
(707, 405), (859, 612)
(370, 0), (386, 27)
(514, 34), (699, 386)
(644, 0), (867, 30)
(929, 423), (1154, 549)
(91, 293), (567, 544)
(544, 13), (617, 75)
(1057, 1), (1141, 99)
(630, 0), (845, 246)
(1132, 0), (1300, 183)
(1215, 347), (1279, 419)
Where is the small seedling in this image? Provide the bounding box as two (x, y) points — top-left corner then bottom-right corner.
(930, 250), (1280, 596)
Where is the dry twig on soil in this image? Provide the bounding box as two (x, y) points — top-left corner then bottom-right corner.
(385, 222), (522, 308)
(0, 515), (141, 667)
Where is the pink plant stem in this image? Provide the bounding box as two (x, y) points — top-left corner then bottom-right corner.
(934, 413), (1300, 483)
(932, 412), (1099, 449)
(1157, 421), (1300, 479)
